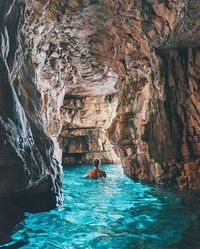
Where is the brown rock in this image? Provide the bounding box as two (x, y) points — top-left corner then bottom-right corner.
(1, 0), (200, 196)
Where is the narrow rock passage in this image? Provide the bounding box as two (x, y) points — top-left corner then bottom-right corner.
(2, 165), (200, 249)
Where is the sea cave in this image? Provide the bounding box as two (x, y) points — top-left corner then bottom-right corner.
(0, 0), (200, 248)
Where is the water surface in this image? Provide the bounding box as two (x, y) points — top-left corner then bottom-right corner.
(1, 164), (200, 249)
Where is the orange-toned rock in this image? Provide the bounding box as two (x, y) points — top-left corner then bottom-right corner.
(25, 0), (200, 190)
(15, 0), (200, 191)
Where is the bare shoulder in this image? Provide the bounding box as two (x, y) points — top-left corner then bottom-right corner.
(86, 170), (94, 177)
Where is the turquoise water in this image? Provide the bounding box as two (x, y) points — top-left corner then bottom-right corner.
(1, 164), (200, 249)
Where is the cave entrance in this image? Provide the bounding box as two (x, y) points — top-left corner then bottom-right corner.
(59, 94), (120, 166)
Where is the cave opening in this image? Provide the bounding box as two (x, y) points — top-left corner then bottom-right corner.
(1, 0), (200, 248)
(58, 93), (120, 166)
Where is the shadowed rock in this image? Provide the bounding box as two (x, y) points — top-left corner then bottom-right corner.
(0, 0), (61, 202)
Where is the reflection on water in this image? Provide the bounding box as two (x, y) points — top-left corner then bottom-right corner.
(0, 165), (200, 249)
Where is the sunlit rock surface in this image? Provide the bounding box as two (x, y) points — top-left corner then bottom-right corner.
(24, 0), (200, 189)
(23, 0), (120, 164)
(59, 94), (120, 164)
(0, 0), (200, 193)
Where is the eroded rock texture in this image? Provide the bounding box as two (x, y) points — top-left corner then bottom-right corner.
(106, 1), (200, 189)
(1, 0), (199, 193)
(0, 0), (61, 201)
(59, 94), (119, 164)
(22, 0), (120, 164)
(21, 0), (200, 189)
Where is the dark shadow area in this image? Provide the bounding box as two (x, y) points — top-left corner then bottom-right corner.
(177, 191), (200, 249)
(0, 192), (57, 246)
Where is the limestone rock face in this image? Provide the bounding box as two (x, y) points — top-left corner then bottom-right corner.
(22, 0), (200, 189)
(59, 94), (120, 164)
(22, 0), (120, 163)
(0, 0), (61, 201)
(1, 0), (199, 195)
(106, 1), (200, 190)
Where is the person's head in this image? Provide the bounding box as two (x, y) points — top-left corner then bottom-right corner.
(92, 158), (101, 168)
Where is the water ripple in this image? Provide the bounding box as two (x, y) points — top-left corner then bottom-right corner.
(1, 164), (200, 249)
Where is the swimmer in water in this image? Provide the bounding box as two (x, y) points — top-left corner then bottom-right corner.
(86, 158), (106, 179)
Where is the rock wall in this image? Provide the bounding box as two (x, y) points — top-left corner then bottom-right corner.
(22, 0), (120, 164)
(21, 0), (200, 189)
(59, 94), (120, 164)
(0, 0), (61, 201)
(106, 1), (200, 189)
(1, 0), (199, 194)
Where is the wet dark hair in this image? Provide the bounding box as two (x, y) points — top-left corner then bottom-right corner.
(93, 158), (101, 167)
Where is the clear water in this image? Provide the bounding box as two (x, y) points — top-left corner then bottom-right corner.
(1, 164), (200, 249)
